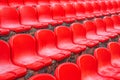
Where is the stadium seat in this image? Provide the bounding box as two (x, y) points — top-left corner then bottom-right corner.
(50, 0), (60, 4)
(92, 2), (103, 17)
(62, 3), (77, 21)
(9, 34), (52, 71)
(105, 1), (114, 14)
(0, 28), (10, 36)
(84, 2), (94, 18)
(54, 26), (86, 54)
(83, 21), (109, 43)
(116, 0), (120, 13)
(35, 29), (71, 61)
(94, 18), (118, 38)
(8, 0), (24, 7)
(103, 16), (120, 34)
(108, 42), (120, 68)
(111, 15), (120, 30)
(111, 1), (119, 13)
(74, 3), (86, 19)
(51, 4), (73, 23)
(29, 74), (56, 80)
(24, 0), (38, 6)
(38, 0), (50, 5)
(19, 6), (48, 29)
(99, 1), (109, 15)
(59, 0), (70, 3)
(54, 63), (81, 80)
(37, 5), (63, 26)
(70, 22), (99, 48)
(69, 0), (77, 3)
(0, 0), (9, 7)
(0, 40), (27, 80)
(0, 7), (31, 33)
(94, 47), (120, 79)
(77, 54), (114, 80)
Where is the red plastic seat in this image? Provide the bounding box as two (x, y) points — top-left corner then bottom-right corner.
(84, 2), (94, 18)
(76, 54), (114, 80)
(99, 1), (109, 15)
(108, 42), (120, 68)
(62, 3), (76, 21)
(51, 4), (73, 23)
(54, 26), (86, 54)
(59, 0), (70, 3)
(35, 29), (71, 61)
(0, 0), (9, 7)
(70, 22), (99, 48)
(116, 0), (120, 13)
(38, 0), (50, 5)
(94, 47), (120, 79)
(83, 21), (109, 42)
(0, 7), (31, 33)
(92, 2), (102, 17)
(50, 0), (60, 4)
(37, 5), (63, 26)
(69, 0), (77, 3)
(111, 15), (120, 30)
(0, 40), (27, 80)
(94, 18), (118, 38)
(55, 63), (81, 80)
(105, 1), (114, 14)
(8, 0), (24, 7)
(19, 6), (48, 29)
(103, 16), (120, 34)
(24, 0), (38, 6)
(74, 3), (86, 19)
(29, 74), (56, 80)
(0, 28), (10, 36)
(111, 1), (119, 13)
(9, 34), (52, 71)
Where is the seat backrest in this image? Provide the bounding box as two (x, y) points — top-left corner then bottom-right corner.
(83, 21), (97, 35)
(37, 5), (53, 22)
(94, 18), (107, 32)
(74, 3), (85, 16)
(62, 3), (76, 18)
(50, 0), (60, 4)
(103, 16), (114, 29)
(99, 1), (107, 12)
(84, 2), (94, 14)
(54, 26), (74, 44)
(0, 7), (20, 28)
(0, 40), (11, 65)
(70, 22), (87, 40)
(106, 1), (113, 11)
(112, 1), (118, 11)
(54, 63), (81, 80)
(38, 0), (50, 5)
(19, 6), (39, 24)
(35, 29), (57, 51)
(117, 0), (120, 10)
(92, 2), (101, 12)
(59, 0), (70, 3)
(0, 0), (8, 7)
(111, 15), (120, 26)
(77, 54), (98, 78)
(8, 0), (24, 7)
(51, 4), (65, 20)
(107, 42), (120, 63)
(9, 34), (37, 61)
(24, 0), (38, 6)
(94, 47), (112, 69)
(29, 74), (56, 80)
